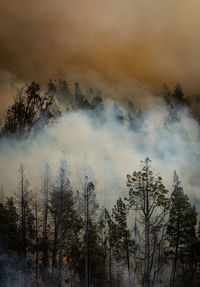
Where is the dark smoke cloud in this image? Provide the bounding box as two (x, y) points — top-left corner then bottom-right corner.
(0, 0), (200, 103)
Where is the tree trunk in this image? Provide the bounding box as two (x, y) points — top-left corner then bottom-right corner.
(58, 168), (64, 287)
(43, 163), (49, 286)
(144, 166), (150, 287)
(170, 220), (180, 287)
(109, 244), (112, 287)
(144, 215), (150, 287)
(20, 164), (27, 287)
(85, 183), (89, 287)
(35, 196), (39, 287)
(52, 217), (58, 274)
(126, 230), (131, 286)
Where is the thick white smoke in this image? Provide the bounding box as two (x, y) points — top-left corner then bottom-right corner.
(0, 100), (199, 208)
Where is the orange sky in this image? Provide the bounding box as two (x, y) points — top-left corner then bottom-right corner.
(0, 0), (200, 98)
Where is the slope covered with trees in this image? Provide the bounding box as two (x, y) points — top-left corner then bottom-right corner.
(0, 159), (200, 287)
(0, 81), (200, 287)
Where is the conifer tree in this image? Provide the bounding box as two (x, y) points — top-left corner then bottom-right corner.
(111, 197), (135, 285)
(173, 83), (185, 107)
(83, 177), (99, 287)
(127, 158), (169, 287)
(49, 161), (74, 286)
(167, 171), (197, 287)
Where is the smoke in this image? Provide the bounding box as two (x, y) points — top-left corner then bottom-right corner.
(1, 2), (200, 286)
(0, 0), (200, 107)
(0, 101), (199, 208)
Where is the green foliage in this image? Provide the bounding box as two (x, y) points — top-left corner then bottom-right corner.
(0, 141), (199, 286)
(127, 158), (170, 286)
(167, 172), (197, 247)
(167, 171), (198, 287)
(111, 197), (135, 262)
(127, 158), (169, 211)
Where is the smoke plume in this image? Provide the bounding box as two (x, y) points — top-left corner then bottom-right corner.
(0, 103), (199, 208)
(0, 0), (200, 107)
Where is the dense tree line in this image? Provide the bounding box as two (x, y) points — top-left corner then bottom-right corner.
(0, 80), (189, 138)
(0, 80), (104, 138)
(0, 158), (200, 287)
(1, 81), (200, 286)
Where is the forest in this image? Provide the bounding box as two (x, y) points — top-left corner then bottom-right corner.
(0, 80), (200, 287)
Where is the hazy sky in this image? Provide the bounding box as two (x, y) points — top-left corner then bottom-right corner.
(0, 1), (200, 205)
(0, 0), (200, 97)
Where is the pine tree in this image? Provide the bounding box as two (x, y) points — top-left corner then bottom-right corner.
(0, 185), (4, 205)
(75, 82), (90, 109)
(111, 197), (135, 285)
(15, 163), (35, 287)
(126, 158), (170, 287)
(0, 198), (19, 286)
(41, 163), (50, 287)
(33, 192), (39, 287)
(167, 171), (197, 287)
(104, 209), (117, 287)
(172, 83), (185, 107)
(83, 176), (99, 287)
(49, 161), (74, 286)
